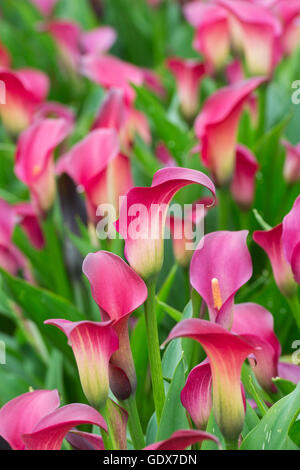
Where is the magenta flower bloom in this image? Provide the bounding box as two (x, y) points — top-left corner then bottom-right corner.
(0, 199), (28, 276)
(166, 57), (206, 118)
(253, 224), (298, 297)
(92, 88), (126, 134)
(15, 118), (71, 215)
(0, 68), (49, 135)
(82, 251), (148, 399)
(230, 144), (259, 210)
(282, 195), (300, 285)
(190, 231), (252, 329)
(0, 389), (106, 450)
(164, 319), (256, 446)
(13, 202), (45, 250)
(144, 429), (220, 450)
(281, 140), (300, 184)
(34, 101), (75, 128)
(45, 319), (119, 409)
(195, 78), (265, 186)
(181, 361), (212, 430)
(275, 0), (300, 55)
(218, 0), (282, 76)
(278, 361), (300, 384)
(43, 20), (81, 71)
(167, 198), (211, 269)
(184, 2), (230, 72)
(155, 142), (176, 167)
(56, 128), (132, 224)
(80, 27), (117, 55)
(29, 0), (58, 16)
(232, 303), (281, 392)
(80, 54), (144, 105)
(116, 167), (216, 280)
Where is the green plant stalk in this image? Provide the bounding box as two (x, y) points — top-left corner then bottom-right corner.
(256, 83), (268, 141)
(218, 187), (230, 231)
(286, 294), (300, 333)
(144, 277), (165, 424)
(99, 404), (114, 451)
(125, 394), (145, 449)
(225, 439), (239, 450)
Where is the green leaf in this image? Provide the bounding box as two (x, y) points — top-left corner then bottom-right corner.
(289, 420), (300, 447)
(157, 358), (189, 441)
(272, 377), (296, 396)
(134, 85), (193, 164)
(240, 381), (300, 449)
(0, 268), (83, 358)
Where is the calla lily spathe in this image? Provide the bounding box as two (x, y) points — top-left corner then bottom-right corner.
(45, 319), (119, 409)
(231, 144), (259, 210)
(281, 140), (300, 184)
(15, 118), (71, 215)
(164, 319), (257, 446)
(0, 389), (106, 450)
(195, 77), (265, 186)
(56, 128), (132, 225)
(116, 167), (216, 280)
(83, 251), (148, 399)
(190, 230), (252, 329)
(184, 2), (230, 72)
(0, 68), (49, 135)
(166, 57), (206, 118)
(218, 0), (282, 76)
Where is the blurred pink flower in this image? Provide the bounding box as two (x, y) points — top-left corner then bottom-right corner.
(0, 389), (106, 450)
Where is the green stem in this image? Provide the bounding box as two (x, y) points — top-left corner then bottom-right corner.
(218, 187), (230, 231)
(99, 405), (114, 451)
(144, 277), (165, 424)
(286, 294), (300, 333)
(125, 394), (145, 450)
(256, 83), (268, 141)
(225, 439), (239, 450)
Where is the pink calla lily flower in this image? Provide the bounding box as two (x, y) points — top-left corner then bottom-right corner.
(253, 223), (298, 298)
(13, 202), (45, 250)
(142, 68), (165, 98)
(232, 303), (281, 392)
(29, 0), (58, 16)
(44, 319), (119, 409)
(181, 361), (212, 430)
(0, 199), (31, 277)
(22, 404), (107, 450)
(218, 0), (282, 76)
(144, 429), (220, 450)
(43, 20), (116, 72)
(43, 20), (82, 71)
(164, 319), (257, 446)
(184, 2), (230, 72)
(0, 389), (106, 450)
(34, 101), (75, 128)
(0, 68), (49, 135)
(92, 88), (150, 155)
(190, 231), (252, 329)
(231, 144), (259, 210)
(166, 57), (206, 118)
(56, 128), (132, 224)
(155, 142), (176, 167)
(282, 195), (300, 285)
(278, 362), (300, 384)
(275, 0), (300, 55)
(82, 251), (148, 399)
(281, 140), (300, 184)
(167, 197), (211, 269)
(80, 54), (144, 105)
(80, 27), (117, 55)
(116, 167), (216, 280)
(195, 77), (265, 186)
(15, 118), (71, 215)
